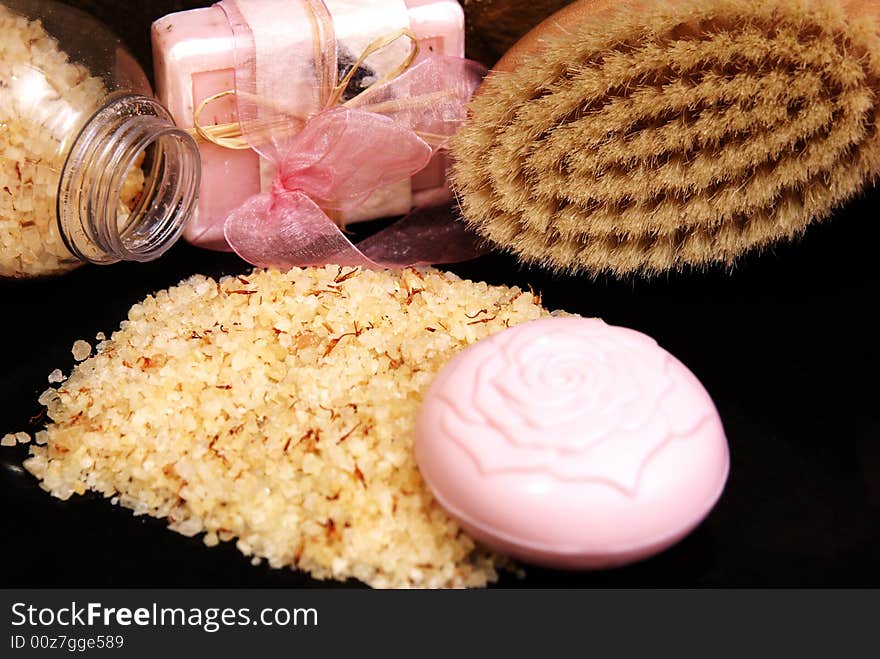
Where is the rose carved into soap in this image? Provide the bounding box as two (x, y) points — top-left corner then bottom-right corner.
(415, 317), (730, 569)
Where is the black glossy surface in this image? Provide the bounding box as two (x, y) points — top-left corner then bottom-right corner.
(1, 0), (878, 589)
(2, 186), (879, 587)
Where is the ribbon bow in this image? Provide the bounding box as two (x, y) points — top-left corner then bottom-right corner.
(203, 0), (487, 268)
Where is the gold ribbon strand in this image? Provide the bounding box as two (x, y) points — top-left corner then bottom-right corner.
(189, 28), (420, 150)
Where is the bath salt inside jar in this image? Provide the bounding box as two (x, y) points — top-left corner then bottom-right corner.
(0, 0), (200, 279)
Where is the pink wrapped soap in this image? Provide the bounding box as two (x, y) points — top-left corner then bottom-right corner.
(415, 317), (729, 569)
(152, 0), (466, 251)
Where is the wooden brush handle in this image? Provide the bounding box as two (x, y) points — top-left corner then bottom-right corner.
(494, 0), (628, 73)
(493, 0), (880, 74)
(842, 0), (880, 20)
(462, 0), (574, 65)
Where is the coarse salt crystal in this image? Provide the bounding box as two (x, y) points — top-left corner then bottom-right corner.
(71, 340), (91, 361)
(37, 388), (58, 406)
(47, 368), (64, 383)
(302, 453), (322, 474)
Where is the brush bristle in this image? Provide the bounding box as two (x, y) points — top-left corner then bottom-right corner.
(451, 0), (880, 275)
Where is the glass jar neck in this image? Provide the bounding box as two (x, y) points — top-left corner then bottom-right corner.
(57, 93), (200, 265)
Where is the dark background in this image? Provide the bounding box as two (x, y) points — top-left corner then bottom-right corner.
(1, 0), (878, 587)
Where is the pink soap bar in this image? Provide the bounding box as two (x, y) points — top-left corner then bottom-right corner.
(415, 317), (729, 569)
(152, 0), (465, 251)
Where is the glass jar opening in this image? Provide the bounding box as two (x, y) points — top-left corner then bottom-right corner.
(58, 94), (201, 265)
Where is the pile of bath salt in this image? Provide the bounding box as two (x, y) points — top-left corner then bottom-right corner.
(18, 266), (551, 588)
(0, 4), (144, 278)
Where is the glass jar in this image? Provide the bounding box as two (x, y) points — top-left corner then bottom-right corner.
(0, 0), (200, 279)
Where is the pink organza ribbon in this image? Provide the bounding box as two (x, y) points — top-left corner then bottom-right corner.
(213, 0), (488, 268)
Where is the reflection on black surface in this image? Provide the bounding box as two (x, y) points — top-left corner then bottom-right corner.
(3, 460), (26, 477)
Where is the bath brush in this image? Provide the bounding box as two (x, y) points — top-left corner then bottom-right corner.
(451, 0), (880, 275)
